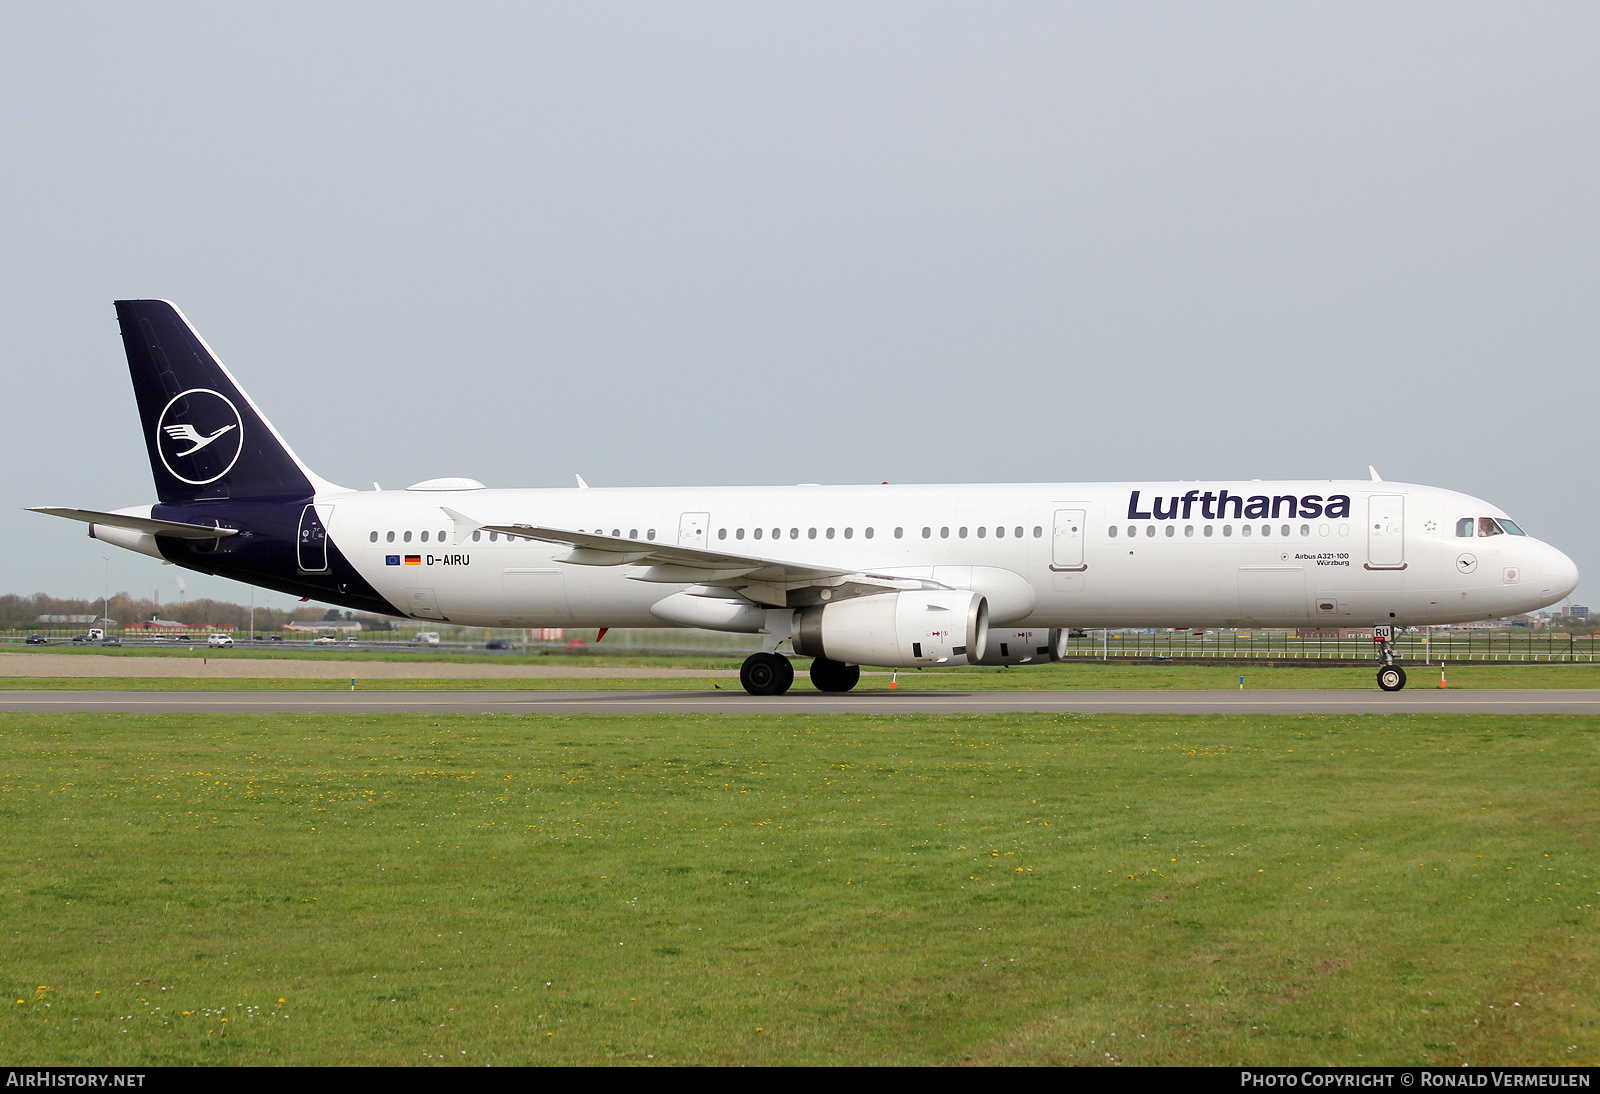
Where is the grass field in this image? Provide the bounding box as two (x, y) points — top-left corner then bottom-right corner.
(1, 661), (1597, 691)
(1, 710), (1595, 1065)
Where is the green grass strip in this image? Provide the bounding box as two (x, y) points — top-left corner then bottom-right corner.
(0, 710), (1594, 1065)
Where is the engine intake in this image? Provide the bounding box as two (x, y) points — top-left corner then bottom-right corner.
(793, 590), (989, 668)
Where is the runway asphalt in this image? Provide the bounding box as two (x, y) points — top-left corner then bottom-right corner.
(2, 689), (1598, 715)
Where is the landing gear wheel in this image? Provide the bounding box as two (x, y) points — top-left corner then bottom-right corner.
(740, 652), (794, 696)
(1377, 665), (1407, 692)
(809, 657), (861, 693)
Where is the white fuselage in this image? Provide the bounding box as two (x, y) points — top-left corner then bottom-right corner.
(322, 479), (1578, 630)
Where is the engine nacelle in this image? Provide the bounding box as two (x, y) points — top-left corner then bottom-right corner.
(792, 590), (989, 668)
(972, 627), (1069, 666)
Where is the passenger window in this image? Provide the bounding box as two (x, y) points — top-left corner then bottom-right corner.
(922, 527), (931, 538)
(647, 529), (656, 540)
(1478, 517), (1503, 537)
(790, 528), (799, 539)
(940, 527), (950, 539)
(1185, 525), (1194, 537)
(736, 528), (745, 540)
(995, 526), (1004, 538)
(808, 528), (817, 539)
(1242, 525), (1252, 537)
(369, 531), (378, 542)
(489, 532), (498, 542)
(1299, 524), (1308, 537)
(976, 526), (985, 538)
(1126, 526), (1136, 538)
(386, 531), (395, 543)
(1108, 526), (1118, 538)
(473, 530), (482, 542)
(1033, 526), (1043, 538)
(717, 528), (726, 540)
(1015, 527), (1024, 538)
(439, 530), (447, 542)
(403, 531), (412, 543)
(420, 531), (429, 543)
(612, 529), (621, 538)
(826, 528), (835, 539)
(958, 527), (968, 538)
(1260, 525), (1269, 537)
(1144, 525), (1155, 538)
(1164, 525), (1174, 537)
(629, 529), (638, 539)
(754, 528), (763, 540)
(1456, 518), (1474, 537)
(864, 528), (874, 539)
(1223, 526), (1233, 537)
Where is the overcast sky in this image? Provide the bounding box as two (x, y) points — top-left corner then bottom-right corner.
(2, 2), (1595, 613)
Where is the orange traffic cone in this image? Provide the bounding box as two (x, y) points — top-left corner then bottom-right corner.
(890, 670), (898, 690)
(1439, 662), (1448, 689)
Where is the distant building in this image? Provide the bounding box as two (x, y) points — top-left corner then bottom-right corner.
(1567, 605), (1590, 620)
(284, 620), (362, 633)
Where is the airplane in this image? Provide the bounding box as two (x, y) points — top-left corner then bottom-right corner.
(31, 300), (1581, 695)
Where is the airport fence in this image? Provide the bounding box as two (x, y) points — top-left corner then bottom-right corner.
(1062, 630), (1598, 663)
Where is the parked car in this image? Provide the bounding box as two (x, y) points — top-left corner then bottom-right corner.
(411, 632), (440, 646)
(100, 636), (121, 646)
(312, 636), (337, 645)
(71, 633), (92, 644)
(485, 638), (514, 650)
(207, 634), (234, 648)
(24, 634), (47, 645)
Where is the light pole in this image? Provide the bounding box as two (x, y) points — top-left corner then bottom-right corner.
(101, 557), (110, 637)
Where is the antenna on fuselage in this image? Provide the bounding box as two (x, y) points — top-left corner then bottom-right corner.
(1369, 466), (1383, 482)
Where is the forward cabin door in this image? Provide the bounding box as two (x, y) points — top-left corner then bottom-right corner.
(679, 512), (710, 549)
(1050, 509), (1086, 572)
(1367, 495), (1406, 569)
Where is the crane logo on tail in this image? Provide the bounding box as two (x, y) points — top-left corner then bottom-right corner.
(155, 388), (244, 485)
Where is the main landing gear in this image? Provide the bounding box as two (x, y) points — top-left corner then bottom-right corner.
(739, 652), (794, 696)
(808, 657), (860, 693)
(1373, 625), (1407, 692)
(737, 653), (861, 695)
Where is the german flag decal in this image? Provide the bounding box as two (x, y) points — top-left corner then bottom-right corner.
(404, 555), (422, 565)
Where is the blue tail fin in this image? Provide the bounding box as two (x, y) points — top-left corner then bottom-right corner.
(116, 300), (324, 504)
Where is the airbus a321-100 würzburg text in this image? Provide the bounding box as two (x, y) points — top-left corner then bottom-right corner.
(32, 302), (1581, 694)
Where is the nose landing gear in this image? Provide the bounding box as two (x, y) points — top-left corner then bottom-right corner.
(1373, 625), (1407, 691)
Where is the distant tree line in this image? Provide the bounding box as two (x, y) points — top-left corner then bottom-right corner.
(0, 592), (398, 633)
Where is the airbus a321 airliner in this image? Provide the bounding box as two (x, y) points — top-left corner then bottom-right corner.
(32, 301), (1580, 695)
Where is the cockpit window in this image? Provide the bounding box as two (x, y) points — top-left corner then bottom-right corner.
(1478, 517), (1504, 537)
(1456, 518), (1473, 537)
(1499, 519), (1526, 536)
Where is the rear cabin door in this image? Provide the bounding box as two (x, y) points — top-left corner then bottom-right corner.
(1367, 495), (1406, 569)
(297, 504), (331, 573)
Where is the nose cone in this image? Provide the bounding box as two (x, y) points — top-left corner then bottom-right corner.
(1541, 544), (1581, 603)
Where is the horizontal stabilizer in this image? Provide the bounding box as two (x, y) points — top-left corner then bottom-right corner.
(27, 506), (240, 540)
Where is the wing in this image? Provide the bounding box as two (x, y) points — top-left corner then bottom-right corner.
(440, 507), (936, 608)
